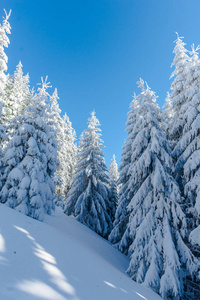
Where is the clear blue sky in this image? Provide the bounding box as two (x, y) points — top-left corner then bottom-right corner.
(1, 0), (200, 166)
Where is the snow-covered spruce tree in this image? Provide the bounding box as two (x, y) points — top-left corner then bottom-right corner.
(46, 88), (64, 205)
(61, 113), (77, 199)
(169, 33), (190, 144)
(169, 40), (200, 291)
(108, 154), (119, 221)
(172, 46), (200, 266)
(64, 112), (113, 238)
(162, 92), (174, 140)
(47, 89), (77, 205)
(0, 10), (11, 132)
(173, 44), (200, 209)
(0, 96), (6, 191)
(119, 79), (199, 300)
(0, 10), (11, 188)
(2, 61), (30, 123)
(0, 78), (57, 221)
(108, 94), (140, 252)
(0, 9), (11, 99)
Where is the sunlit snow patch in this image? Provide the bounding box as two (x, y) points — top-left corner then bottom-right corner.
(17, 280), (66, 300)
(104, 280), (117, 288)
(135, 291), (148, 300)
(0, 233), (6, 252)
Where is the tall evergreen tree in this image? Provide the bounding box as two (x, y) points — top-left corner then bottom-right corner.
(0, 10), (11, 98)
(61, 113), (77, 199)
(47, 89), (77, 204)
(65, 112), (113, 238)
(0, 10), (11, 189)
(117, 79), (199, 299)
(108, 154), (119, 221)
(162, 92), (174, 140)
(0, 78), (57, 221)
(47, 88), (65, 202)
(172, 45), (200, 267)
(2, 61), (30, 123)
(109, 94), (140, 252)
(0, 10), (11, 130)
(168, 41), (200, 296)
(170, 33), (190, 143)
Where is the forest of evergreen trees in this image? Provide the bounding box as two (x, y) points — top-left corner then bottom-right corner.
(0, 11), (199, 300)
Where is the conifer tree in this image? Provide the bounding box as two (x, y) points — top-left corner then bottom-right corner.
(172, 45), (200, 264)
(61, 113), (77, 199)
(169, 33), (190, 143)
(108, 154), (119, 221)
(0, 10), (11, 133)
(47, 88), (64, 203)
(109, 95), (139, 252)
(162, 92), (174, 140)
(2, 61), (30, 123)
(119, 79), (199, 300)
(0, 10), (11, 188)
(65, 112), (113, 238)
(0, 9), (11, 99)
(110, 79), (199, 299)
(168, 41), (200, 293)
(0, 78), (57, 221)
(47, 89), (77, 205)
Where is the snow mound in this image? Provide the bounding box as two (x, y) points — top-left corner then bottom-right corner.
(189, 225), (200, 246)
(0, 204), (162, 300)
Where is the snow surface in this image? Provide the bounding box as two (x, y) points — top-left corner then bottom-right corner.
(0, 204), (162, 300)
(189, 225), (200, 247)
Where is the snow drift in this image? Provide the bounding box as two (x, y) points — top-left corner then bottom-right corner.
(0, 204), (161, 300)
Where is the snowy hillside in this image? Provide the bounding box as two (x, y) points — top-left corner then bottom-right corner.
(0, 204), (162, 300)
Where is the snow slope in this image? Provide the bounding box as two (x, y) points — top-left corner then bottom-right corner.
(0, 204), (162, 300)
